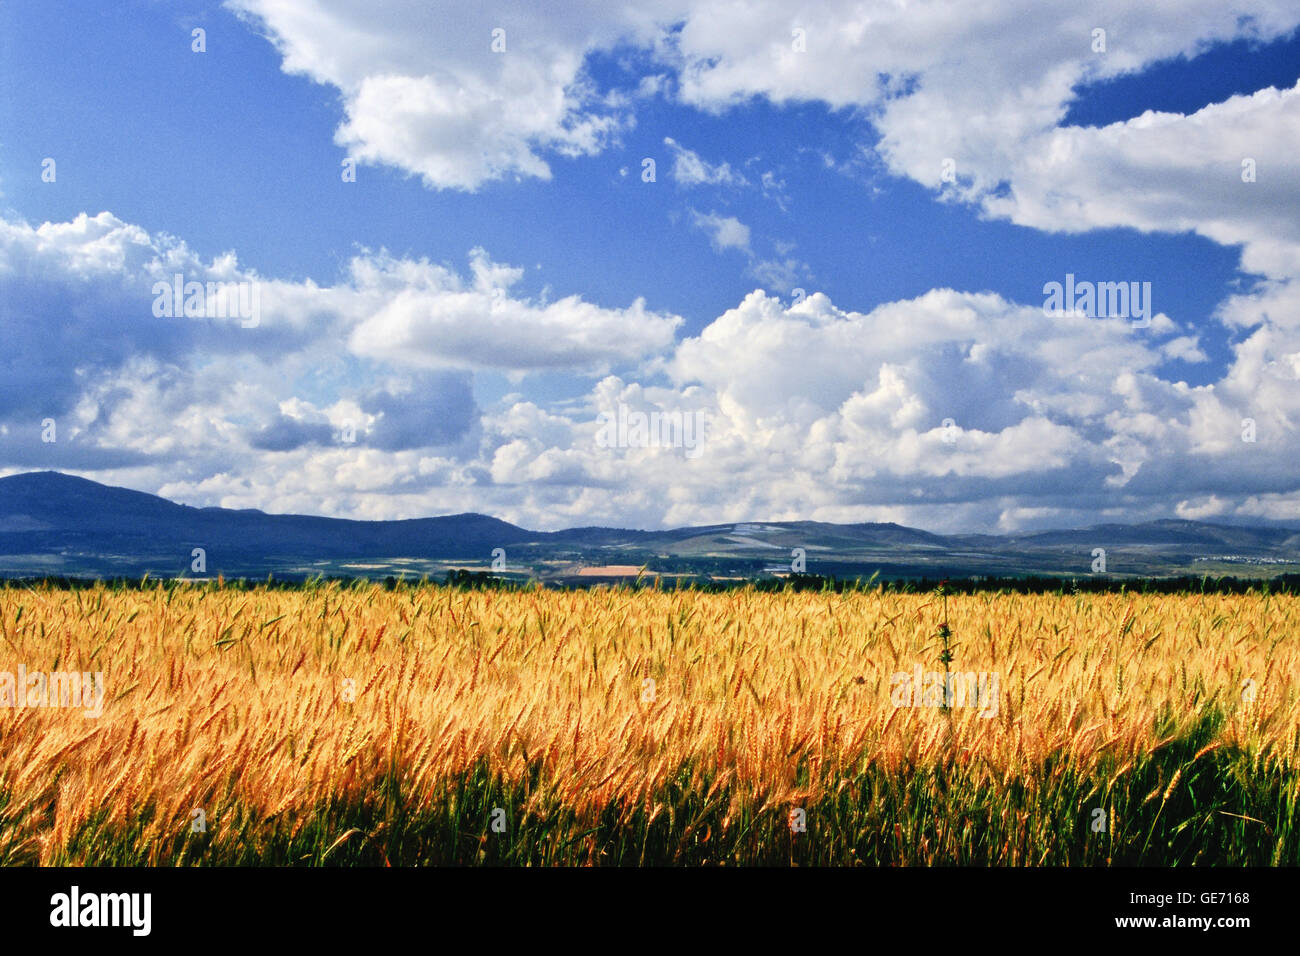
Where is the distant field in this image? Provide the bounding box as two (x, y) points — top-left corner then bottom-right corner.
(0, 582), (1296, 865)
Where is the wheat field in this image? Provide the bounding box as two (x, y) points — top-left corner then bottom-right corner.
(0, 581), (1296, 865)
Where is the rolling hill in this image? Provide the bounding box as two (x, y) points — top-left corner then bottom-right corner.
(2, 471), (1298, 582)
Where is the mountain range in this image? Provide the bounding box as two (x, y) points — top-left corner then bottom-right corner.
(2, 471), (1299, 583)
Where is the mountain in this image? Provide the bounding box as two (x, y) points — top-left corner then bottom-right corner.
(2, 470), (1299, 582)
(0, 471), (533, 577)
(1009, 519), (1299, 551)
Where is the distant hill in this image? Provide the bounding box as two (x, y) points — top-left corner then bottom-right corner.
(1, 470), (1298, 582)
(0, 471), (533, 577)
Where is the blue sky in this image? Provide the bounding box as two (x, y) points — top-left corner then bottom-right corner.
(1, 1), (1299, 532)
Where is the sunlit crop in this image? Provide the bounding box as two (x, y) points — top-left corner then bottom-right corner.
(1, 581), (1296, 865)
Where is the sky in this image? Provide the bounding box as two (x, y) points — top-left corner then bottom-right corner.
(0, 0), (1298, 533)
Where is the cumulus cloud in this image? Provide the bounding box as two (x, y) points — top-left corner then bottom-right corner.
(470, 284), (1299, 530)
(10, 1), (1300, 530)
(979, 83), (1300, 283)
(683, 208), (808, 292)
(7, 204), (1300, 531)
(747, 256), (810, 293)
(0, 211), (275, 424)
(348, 249), (682, 372)
(688, 209), (751, 254)
(664, 136), (748, 187)
(225, 0), (1300, 283)
(226, 0), (663, 190)
(0, 210), (679, 507)
(249, 414), (336, 452)
(359, 374), (479, 451)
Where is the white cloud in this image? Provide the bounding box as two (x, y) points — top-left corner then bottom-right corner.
(348, 249), (682, 372)
(9, 207), (1300, 530)
(747, 256), (809, 293)
(15, 0), (1300, 529)
(1161, 336), (1209, 363)
(688, 209), (751, 254)
(226, 0), (1300, 251)
(226, 0), (662, 190)
(1175, 495), (1231, 520)
(979, 83), (1300, 283)
(663, 136), (748, 187)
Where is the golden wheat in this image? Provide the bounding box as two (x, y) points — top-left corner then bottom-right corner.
(0, 583), (1295, 864)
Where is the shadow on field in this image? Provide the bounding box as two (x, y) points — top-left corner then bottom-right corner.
(9, 708), (1294, 866)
